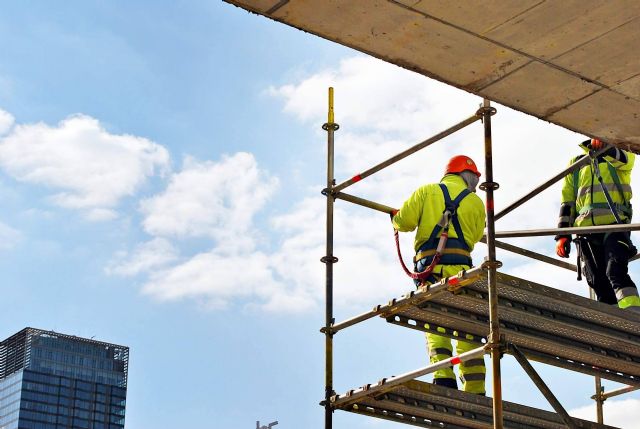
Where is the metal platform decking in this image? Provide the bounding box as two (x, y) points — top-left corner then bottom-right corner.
(332, 380), (619, 429)
(379, 270), (640, 386)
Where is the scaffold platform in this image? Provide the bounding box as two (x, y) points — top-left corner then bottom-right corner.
(332, 380), (619, 429)
(378, 270), (640, 386)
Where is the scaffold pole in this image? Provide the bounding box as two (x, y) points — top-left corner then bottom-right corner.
(322, 87), (339, 429)
(479, 99), (504, 429)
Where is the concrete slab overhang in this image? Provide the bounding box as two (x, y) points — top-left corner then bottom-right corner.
(225, 0), (640, 151)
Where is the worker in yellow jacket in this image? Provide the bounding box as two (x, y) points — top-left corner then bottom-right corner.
(392, 155), (486, 394)
(556, 138), (640, 312)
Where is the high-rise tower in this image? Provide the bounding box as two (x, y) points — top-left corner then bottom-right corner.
(0, 328), (128, 429)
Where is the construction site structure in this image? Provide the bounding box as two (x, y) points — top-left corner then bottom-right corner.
(320, 89), (640, 429)
(220, 2), (640, 428)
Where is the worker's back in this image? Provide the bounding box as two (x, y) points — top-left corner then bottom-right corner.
(393, 174), (485, 253)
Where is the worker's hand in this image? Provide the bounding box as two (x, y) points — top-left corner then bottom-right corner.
(590, 139), (605, 150)
(390, 209), (399, 220)
(555, 236), (571, 258)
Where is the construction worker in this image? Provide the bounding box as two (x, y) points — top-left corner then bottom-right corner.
(556, 138), (640, 313)
(392, 155), (486, 394)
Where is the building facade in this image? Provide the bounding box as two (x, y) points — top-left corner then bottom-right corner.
(0, 328), (129, 429)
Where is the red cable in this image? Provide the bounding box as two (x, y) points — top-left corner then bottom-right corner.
(394, 229), (441, 282)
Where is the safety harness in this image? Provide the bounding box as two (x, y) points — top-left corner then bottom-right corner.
(573, 153), (633, 224)
(574, 152), (633, 281)
(395, 184), (472, 284)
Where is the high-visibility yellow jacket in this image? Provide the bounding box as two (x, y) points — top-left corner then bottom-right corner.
(393, 174), (486, 253)
(559, 144), (634, 228)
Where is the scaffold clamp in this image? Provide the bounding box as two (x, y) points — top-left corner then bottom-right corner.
(476, 105), (497, 119)
(321, 187), (337, 197)
(322, 122), (340, 131)
(481, 259), (503, 269)
(479, 181), (500, 191)
(321, 255), (339, 264)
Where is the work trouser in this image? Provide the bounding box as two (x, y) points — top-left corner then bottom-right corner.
(577, 232), (640, 311)
(416, 262), (486, 394)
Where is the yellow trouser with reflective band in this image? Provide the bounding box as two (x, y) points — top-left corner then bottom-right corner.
(425, 265), (486, 394)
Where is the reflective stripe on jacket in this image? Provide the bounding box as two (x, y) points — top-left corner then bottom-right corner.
(560, 145), (634, 227)
(393, 174), (486, 252)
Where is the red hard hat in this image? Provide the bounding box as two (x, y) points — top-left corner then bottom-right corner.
(445, 155), (481, 177)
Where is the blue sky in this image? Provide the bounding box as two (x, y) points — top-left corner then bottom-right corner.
(0, 2), (639, 429)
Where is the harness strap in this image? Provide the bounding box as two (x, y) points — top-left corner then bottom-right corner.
(572, 154), (632, 224)
(394, 183), (473, 283)
(605, 160), (627, 205)
(436, 184), (471, 250)
(591, 157), (623, 224)
(414, 242), (471, 263)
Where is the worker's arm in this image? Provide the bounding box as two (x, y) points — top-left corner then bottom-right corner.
(467, 195), (486, 252)
(555, 158), (577, 257)
(392, 186), (426, 232)
(557, 157), (577, 230)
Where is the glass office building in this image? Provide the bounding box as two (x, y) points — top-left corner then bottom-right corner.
(0, 328), (129, 429)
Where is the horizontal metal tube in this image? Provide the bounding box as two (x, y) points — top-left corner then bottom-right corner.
(495, 223), (640, 238)
(331, 345), (487, 407)
(327, 267), (485, 334)
(594, 385), (640, 400)
(334, 192), (395, 214)
(332, 114), (481, 193)
(324, 308), (380, 334)
(495, 146), (609, 221)
(481, 237), (577, 272)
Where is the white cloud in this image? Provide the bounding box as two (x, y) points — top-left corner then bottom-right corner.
(0, 220), (21, 251)
(268, 56), (475, 140)
(570, 398), (640, 428)
(0, 109), (14, 135)
(106, 238), (178, 276)
(0, 114), (170, 218)
(140, 153), (278, 247)
(141, 249), (293, 311)
(114, 152), (291, 311)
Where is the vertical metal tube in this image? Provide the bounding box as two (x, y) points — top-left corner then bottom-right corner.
(589, 288), (604, 424)
(595, 377), (604, 424)
(480, 99), (503, 428)
(323, 87), (337, 429)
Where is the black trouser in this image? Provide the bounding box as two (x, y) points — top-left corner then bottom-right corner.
(576, 232), (637, 305)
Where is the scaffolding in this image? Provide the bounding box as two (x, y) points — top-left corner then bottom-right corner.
(320, 88), (640, 429)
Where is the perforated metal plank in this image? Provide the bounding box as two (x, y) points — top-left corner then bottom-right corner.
(333, 380), (618, 429)
(383, 271), (640, 385)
